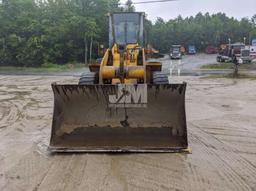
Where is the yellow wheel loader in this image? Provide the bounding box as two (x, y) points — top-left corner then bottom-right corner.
(49, 12), (188, 152)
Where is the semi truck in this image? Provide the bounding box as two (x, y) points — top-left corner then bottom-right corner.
(170, 45), (182, 59)
(217, 43), (252, 63)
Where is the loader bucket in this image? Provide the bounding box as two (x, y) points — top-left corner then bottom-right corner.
(49, 83), (188, 152)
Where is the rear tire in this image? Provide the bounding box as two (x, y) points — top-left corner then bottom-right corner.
(153, 72), (169, 84)
(79, 72), (96, 85)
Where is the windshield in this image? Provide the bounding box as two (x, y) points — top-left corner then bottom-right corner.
(189, 46), (195, 50)
(113, 14), (140, 45)
(173, 47), (180, 52)
(233, 45), (245, 50)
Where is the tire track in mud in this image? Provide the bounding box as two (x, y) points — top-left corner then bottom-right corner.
(193, 120), (256, 170)
(0, 83), (37, 172)
(36, 154), (118, 191)
(74, 155), (118, 191)
(0, 150), (51, 191)
(1, 148), (88, 191)
(190, 123), (256, 191)
(188, 133), (241, 190)
(0, 99), (28, 131)
(110, 156), (169, 190)
(187, 79), (256, 189)
(36, 155), (81, 191)
(0, 75), (81, 191)
(119, 151), (231, 191)
(1, 75), (256, 190)
(0, 82), (36, 129)
(186, 161), (205, 191)
(109, 154), (200, 191)
(0, 75), (54, 129)
(186, 133), (244, 191)
(110, 157), (129, 191)
(0, 90), (22, 130)
(0, 76), (57, 188)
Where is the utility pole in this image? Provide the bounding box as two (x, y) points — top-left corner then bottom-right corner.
(249, 33), (251, 46)
(84, 36), (88, 65)
(89, 37), (93, 64)
(228, 38), (231, 56)
(2, 37), (6, 63)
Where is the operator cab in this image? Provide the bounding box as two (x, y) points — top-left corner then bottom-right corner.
(109, 12), (144, 48)
(107, 12), (145, 67)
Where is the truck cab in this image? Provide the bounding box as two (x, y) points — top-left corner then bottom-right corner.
(216, 43), (248, 63)
(188, 45), (196, 54)
(240, 48), (252, 63)
(170, 45), (182, 59)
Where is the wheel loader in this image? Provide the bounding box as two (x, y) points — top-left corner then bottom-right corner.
(49, 12), (189, 152)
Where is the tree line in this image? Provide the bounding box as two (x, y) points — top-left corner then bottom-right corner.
(148, 13), (256, 52)
(0, 0), (255, 67)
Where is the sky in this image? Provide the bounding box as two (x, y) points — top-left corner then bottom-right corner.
(120, 0), (256, 22)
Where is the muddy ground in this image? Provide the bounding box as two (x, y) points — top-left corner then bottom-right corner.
(0, 75), (256, 191)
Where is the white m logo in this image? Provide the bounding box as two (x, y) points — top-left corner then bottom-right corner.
(108, 84), (147, 108)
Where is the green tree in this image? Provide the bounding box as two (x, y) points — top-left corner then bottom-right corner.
(0, 0), (255, 66)
(148, 12), (256, 53)
(124, 0), (135, 12)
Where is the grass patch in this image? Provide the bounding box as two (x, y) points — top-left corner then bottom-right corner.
(239, 63), (256, 70)
(201, 63), (256, 70)
(0, 63), (86, 73)
(202, 73), (256, 80)
(201, 63), (233, 69)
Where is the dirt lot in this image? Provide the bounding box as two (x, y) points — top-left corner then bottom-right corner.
(0, 75), (256, 191)
(162, 53), (218, 70)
